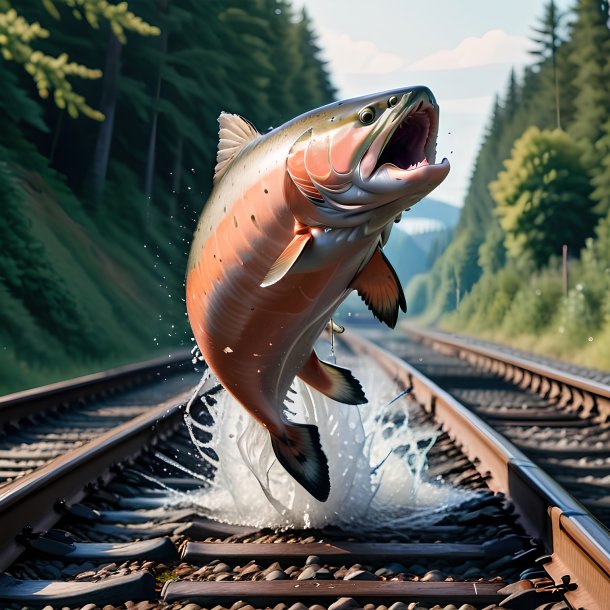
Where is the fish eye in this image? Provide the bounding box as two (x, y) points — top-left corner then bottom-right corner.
(358, 107), (376, 125)
(388, 95), (398, 107)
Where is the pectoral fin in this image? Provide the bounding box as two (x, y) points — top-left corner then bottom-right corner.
(261, 231), (311, 287)
(350, 248), (407, 328)
(297, 351), (367, 405)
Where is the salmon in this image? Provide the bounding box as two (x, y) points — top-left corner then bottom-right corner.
(186, 86), (450, 501)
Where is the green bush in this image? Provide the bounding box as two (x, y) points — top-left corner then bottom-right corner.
(501, 270), (563, 336)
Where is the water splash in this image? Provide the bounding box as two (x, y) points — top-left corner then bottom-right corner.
(179, 341), (471, 530)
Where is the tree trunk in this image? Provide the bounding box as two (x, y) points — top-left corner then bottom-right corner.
(143, 0), (169, 224)
(169, 133), (183, 224)
(88, 31), (122, 207)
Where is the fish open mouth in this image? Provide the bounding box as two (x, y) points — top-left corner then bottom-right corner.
(374, 102), (437, 172)
(360, 94), (446, 182)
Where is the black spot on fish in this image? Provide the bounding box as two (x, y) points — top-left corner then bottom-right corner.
(251, 214), (256, 224)
(264, 189), (269, 194)
(233, 216), (238, 228)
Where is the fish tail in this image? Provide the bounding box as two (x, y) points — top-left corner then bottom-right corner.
(270, 423), (330, 502)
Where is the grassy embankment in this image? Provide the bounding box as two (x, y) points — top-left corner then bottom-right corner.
(0, 159), (190, 395)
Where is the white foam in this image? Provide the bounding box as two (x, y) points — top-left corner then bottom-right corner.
(179, 341), (471, 530)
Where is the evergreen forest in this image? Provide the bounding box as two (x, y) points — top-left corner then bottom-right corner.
(0, 0), (334, 393)
(407, 0), (610, 370)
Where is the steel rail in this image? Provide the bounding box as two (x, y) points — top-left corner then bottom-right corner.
(0, 384), (193, 571)
(343, 331), (610, 610)
(404, 324), (610, 421)
(0, 349), (193, 428)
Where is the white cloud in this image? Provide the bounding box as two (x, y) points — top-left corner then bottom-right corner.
(407, 29), (533, 71)
(318, 26), (406, 75)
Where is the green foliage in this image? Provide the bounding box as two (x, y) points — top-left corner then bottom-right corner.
(0, 0), (335, 393)
(501, 270), (563, 336)
(491, 126), (596, 268)
(529, 1), (565, 128)
(478, 221), (507, 275)
(0, 1), (159, 120)
(566, 0), (610, 169)
(413, 0), (610, 373)
(405, 273), (432, 317)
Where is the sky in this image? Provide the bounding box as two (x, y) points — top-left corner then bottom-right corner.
(294, 0), (573, 207)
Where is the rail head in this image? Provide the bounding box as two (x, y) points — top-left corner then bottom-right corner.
(0, 386), (193, 571)
(342, 330), (610, 610)
(0, 349), (193, 427)
(405, 324), (610, 420)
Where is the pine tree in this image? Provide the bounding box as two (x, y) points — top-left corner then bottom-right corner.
(567, 0), (610, 168)
(530, 0), (565, 129)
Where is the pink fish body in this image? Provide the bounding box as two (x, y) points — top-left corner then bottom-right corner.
(186, 86), (450, 501)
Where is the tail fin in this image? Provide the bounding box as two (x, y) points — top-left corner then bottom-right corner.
(271, 423), (330, 502)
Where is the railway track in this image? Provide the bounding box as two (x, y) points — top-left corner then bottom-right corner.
(0, 333), (607, 610)
(392, 324), (610, 525)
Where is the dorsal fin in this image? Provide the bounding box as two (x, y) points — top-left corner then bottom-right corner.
(214, 112), (260, 183)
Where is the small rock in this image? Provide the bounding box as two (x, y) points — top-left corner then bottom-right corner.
(462, 567), (481, 578)
(265, 570), (288, 581)
(215, 572), (233, 581)
(497, 580), (533, 595)
(79, 605), (98, 610)
(213, 563), (231, 573)
(287, 604), (308, 610)
(273, 604), (287, 610)
(285, 565), (299, 575)
(75, 570), (97, 580)
(314, 568), (333, 580)
(175, 566), (195, 577)
(345, 569), (378, 581)
(305, 555), (320, 565)
(231, 602), (249, 610)
(297, 566), (317, 580)
(457, 605), (477, 610)
(310, 605), (326, 610)
(62, 564), (86, 577)
(388, 603), (408, 610)
(421, 570), (444, 582)
(374, 567), (393, 577)
(240, 563), (261, 577)
(329, 598), (363, 610)
(407, 563), (426, 576)
(42, 606), (54, 610)
(262, 562), (282, 575)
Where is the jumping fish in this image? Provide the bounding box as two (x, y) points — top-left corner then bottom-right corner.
(186, 86), (450, 501)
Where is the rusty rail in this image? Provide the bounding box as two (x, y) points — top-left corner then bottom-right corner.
(0, 351), (196, 571)
(0, 349), (193, 428)
(343, 331), (610, 610)
(405, 325), (610, 422)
